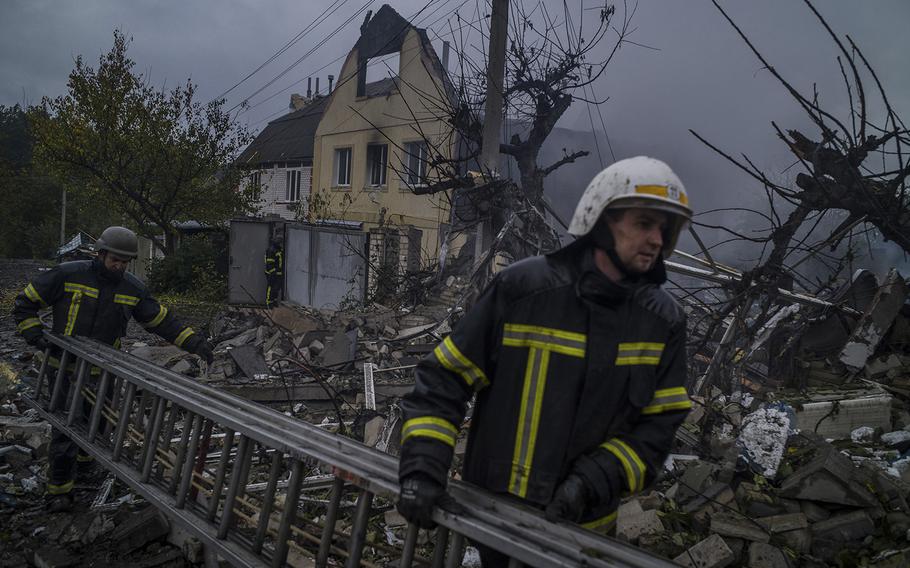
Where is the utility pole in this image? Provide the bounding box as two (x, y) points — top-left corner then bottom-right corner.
(475, 0), (509, 265)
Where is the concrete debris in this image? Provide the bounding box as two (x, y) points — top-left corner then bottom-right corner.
(616, 499), (664, 543)
(673, 534), (735, 568)
(839, 269), (909, 371)
(736, 403), (793, 477)
(746, 542), (791, 568)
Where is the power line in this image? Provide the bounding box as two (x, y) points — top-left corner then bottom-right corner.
(242, 0), (455, 119)
(228, 0), (377, 114)
(213, 0), (352, 102)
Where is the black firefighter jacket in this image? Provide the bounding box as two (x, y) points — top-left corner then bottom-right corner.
(399, 240), (692, 530)
(14, 259), (202, 369)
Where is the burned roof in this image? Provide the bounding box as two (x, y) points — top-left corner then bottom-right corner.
(236, 96), (329, 167)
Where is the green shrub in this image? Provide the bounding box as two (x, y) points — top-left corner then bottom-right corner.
(147, 233), (227, 301)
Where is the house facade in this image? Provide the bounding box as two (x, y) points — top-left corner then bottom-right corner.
(311, 5), (457, 285)
(237, 96), (328, 220)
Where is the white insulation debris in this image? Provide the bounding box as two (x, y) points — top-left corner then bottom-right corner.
(737, 404), (795, 477)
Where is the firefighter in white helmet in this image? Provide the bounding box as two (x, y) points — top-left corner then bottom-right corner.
(397, 156), (693, 565)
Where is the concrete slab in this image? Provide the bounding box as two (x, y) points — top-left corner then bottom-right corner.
(673, 534), (735, 568)
(747, 542), (791, 568)
(839, 268), (909, 371)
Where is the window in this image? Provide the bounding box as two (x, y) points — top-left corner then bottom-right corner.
(285, 169), (302, 201)
(334, 148), (352, 187)
(403, 141), (428, 187)
(367, 144), (388, 187)
(249, 170), (261, 188)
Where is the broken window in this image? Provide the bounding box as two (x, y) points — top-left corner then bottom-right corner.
(367, 144), (388, 187)
(285, 169), (301, 201)
(334, 148), (352, 187)
(365, 52), (400, 87)
(403, 141), (428, 187)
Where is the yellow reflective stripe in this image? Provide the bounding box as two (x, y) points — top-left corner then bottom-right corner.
(509, 346), (550, 498)
(502, 323), (586, 358)
(113, 294), (139, 306)
(401, 417), (458, 447)
(24, 283), (47, 307)
(47, 480), (75, 495)
(616, 342), (664, 366)
(63, 283), (99, 298)
(635, 184), (688, 206)
(64, 292), (82, 336)
(618, 342), (665, 352)
(17, 318), (42, 332)
(433, 336), (489, 389)
(582, 510), (618, 531)
(602, 439), (646, 493)
(76, 454), (94, 463)
(615, 356), (661, 366)
(175, 327), (195, 347)
(642, 387), (692, 415)
(146, 305), (168, 328)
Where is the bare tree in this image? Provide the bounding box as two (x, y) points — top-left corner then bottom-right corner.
(687, 0), (910, 394)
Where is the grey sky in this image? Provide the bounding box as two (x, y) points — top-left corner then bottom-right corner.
(3, 0), (908, 266)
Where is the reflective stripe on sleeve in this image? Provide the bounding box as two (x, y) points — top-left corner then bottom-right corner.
(581, 510), (618, 532)
(401, 417), (458, 447)
(432, 336), (489, 390)
(175, 328), (195, 347)
(24, 283), (47, 307)
(146, 306), (168, 328)
(601, 438), (647, 493)
(114, 294), (140, 306)
(641, 386), (692, 415)
(17, 318), (42, 332)
(615, 342), (665, 366)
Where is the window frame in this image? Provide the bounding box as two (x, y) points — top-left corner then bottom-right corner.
(367, 143), (388, 188)
(285, 169), (302, 202)
(402, 141), (428, 188)
(334, 147), (353, 188)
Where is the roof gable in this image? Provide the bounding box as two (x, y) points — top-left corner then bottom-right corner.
(237, 96), (329, 166)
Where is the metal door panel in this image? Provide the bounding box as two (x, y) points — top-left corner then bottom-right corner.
(228, 220), (270, 304)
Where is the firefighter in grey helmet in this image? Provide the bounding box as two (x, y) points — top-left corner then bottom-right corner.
(13, 225), (215, 511)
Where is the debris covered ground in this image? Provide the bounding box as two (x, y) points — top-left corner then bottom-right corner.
(2, 254), (910, 567)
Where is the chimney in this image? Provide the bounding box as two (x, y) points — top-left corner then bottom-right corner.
(442, 41), (450, 71)
(307, 77), (312, 98)
(315, 77), (320, 95)
(328, 74), (334, 93)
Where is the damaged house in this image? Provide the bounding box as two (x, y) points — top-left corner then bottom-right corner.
(230, 5), (460, 308)
(310, 5), (458, 294)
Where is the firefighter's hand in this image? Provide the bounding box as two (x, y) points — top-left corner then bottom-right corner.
(193, 339), (215, 364)
(397, 474), (444, 529)
(27, 335), (50, 352)
(545, 473), (591, 523)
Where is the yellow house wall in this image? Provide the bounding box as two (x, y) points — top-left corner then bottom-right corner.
(312, 28), (455, 263)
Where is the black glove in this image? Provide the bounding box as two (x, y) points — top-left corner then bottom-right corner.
(27, 335), (50, 352)
(397, 474), (444, 529)
(190, 338), (214, 364)
(545, 473), (591, 523)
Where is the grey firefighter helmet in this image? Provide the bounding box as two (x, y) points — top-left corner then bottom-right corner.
(95, 226), (139, 259)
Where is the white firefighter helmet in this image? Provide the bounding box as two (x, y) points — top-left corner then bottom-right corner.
(568, 156), (692, 255)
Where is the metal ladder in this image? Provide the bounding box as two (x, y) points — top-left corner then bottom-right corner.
(25, 334), (676, 568)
